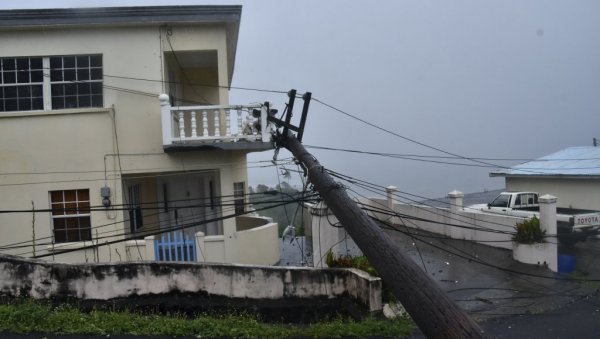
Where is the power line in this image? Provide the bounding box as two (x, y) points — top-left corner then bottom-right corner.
(0, 161), (289, 187)
(0, 158), (293, 176)
(27, 195), (316, 259)
(0, 191), (319, 252)
(311, 97), (554, 175)
(305, 144), (600, 170)
(327, 169), (518, 233)
(10, 193), (319, 257)
(379, 219), (600, 282)
(102, 73), (289, 95)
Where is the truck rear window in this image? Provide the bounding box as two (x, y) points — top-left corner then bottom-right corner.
(490, 194), (511, 208)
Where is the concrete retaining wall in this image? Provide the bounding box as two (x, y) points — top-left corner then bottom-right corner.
(0, 253), (382, 313)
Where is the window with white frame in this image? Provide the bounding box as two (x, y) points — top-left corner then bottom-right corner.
(50, 189), (92, 243)
(233, 182), (245, 214)
(0, 55), (103, 112)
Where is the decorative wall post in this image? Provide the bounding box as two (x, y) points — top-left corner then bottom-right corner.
(386, 185), (398, 225)
(448, 190), (465, 239)
(539, 194), (558, 272)
(159, 94), (172, 146)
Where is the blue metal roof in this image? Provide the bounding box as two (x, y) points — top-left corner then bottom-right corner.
(491, 146), (600, 177)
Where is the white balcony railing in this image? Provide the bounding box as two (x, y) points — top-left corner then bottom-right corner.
(159, 94), (271, 146)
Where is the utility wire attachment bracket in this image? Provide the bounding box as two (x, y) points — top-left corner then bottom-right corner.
(269, 89), (312, 142)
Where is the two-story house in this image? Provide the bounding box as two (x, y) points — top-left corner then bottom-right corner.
(0, 5), (280, 265)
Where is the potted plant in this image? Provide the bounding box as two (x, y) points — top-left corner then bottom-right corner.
(513, 215), (545, 244)
(512, 216), (550, 266)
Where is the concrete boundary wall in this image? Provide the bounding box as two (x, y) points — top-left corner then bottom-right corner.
(370, 190), (558, 271)
(367, 197), (521, 250)
(0, 253), (382, 312)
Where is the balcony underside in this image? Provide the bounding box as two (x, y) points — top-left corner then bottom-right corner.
(163, 140), (274, 153)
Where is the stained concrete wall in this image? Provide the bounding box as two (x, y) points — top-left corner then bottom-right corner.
(0, 253), (382, 312)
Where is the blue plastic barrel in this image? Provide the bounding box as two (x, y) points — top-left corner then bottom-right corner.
(558, 254), (576, 274)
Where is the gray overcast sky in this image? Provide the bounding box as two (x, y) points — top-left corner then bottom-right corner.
(2, 0), (599, 198)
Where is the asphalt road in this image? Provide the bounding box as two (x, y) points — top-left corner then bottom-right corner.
(408, 293), (600, 338)
(481, 293), (600, 339)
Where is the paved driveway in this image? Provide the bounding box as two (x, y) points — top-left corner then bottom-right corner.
(388, 227), (600, 338)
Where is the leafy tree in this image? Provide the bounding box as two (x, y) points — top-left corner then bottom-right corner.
(255, 184), (270, 194)
(250, 183), (304, 236)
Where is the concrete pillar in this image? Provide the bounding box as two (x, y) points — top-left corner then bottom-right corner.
(311, 202), (362, 267)
(447, 190), (464, 239)
(539, 194), (558, 272)
(195, 231), (206, 262)
(386, 186), (398, 224)
(144, 235), (155, 261)
(447, 190), (464, 215)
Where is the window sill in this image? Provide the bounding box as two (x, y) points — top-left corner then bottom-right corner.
(46, 241), (96, 253)
(0, 107), (111, 119)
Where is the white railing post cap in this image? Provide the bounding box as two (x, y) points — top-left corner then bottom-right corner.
(159, 93), (170, 105)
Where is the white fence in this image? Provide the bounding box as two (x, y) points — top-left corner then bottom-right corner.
(125, 217), (279, 266)
(159, 94), (271, 146)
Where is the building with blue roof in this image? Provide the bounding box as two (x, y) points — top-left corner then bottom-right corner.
(491, 146), (600, 210)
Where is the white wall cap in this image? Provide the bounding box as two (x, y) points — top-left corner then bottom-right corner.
(386, 185), (398, 191)
(447, 190), (464, 198)
(539, 194), (558, 203)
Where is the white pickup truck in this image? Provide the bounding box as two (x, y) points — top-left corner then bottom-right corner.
(469, 191), (600, 245)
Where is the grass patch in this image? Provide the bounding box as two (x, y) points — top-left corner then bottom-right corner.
(0, 299), (415, 338)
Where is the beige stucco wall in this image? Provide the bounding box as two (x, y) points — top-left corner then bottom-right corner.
(506, 177), (600, 210)
(0, 23), (249, 263)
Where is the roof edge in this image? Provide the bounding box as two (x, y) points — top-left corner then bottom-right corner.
(492, 173), (600, 180)
(0, 5), (242, 28)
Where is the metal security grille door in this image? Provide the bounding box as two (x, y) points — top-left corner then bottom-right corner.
(157, 172), (221, 237)
(128, 184), (143, 233)
(154, 230), (197, 262)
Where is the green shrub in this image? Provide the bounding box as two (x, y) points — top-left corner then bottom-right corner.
(0, 299), (415, 338)
(513, 215), (545, 244)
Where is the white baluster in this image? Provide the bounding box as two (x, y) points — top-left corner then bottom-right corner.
(191, 111), (197, 138)
(214, 110), (221, 137)
(178, 111), (185, 139)
(202, 110), (208, 137)
(237, 109), (243, 137)
(225, 109), (231, 137)
(252, 113), (258, 136)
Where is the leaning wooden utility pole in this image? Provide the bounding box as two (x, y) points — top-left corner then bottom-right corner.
(273, 91), (486, 339)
